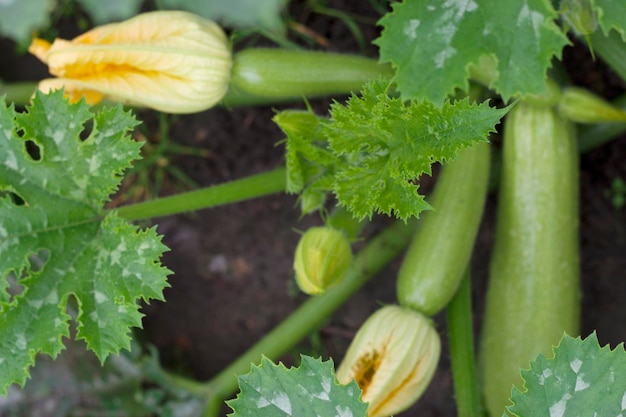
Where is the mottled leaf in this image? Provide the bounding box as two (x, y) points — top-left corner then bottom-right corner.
(227, 355), (367, 417)
(508, 332), (626, 417)
(376, 0), (569, 103)
(0, 91), (170, 394)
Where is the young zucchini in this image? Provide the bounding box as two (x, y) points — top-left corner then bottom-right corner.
(397, 142), (491, 316)
(229, 48), (392, 99)
(479, 101), (580, 417)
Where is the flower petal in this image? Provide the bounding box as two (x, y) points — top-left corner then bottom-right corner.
(29, 11), (232, 113)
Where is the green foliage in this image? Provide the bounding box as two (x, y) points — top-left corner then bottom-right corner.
(508, 332), (626, 417)
(0, 0), (54, 44)
(227, 355), (367, 417)
(159, 0), (287, 31)
(77, 0), (143, 24)
(0, 91), (170, 394)
(276, 81), (507, 221)
(375, 0), (569, 103)
(594, 0), (626, 40)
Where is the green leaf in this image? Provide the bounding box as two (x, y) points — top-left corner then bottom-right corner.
(76, 0), (142, 24)
(375, 0), (569, 103)
(0, 91), (170, 394)
(227, 355), (368, 417)
(595, 0), (626, 41)
(324, 81), (507, 221)
(159, 0), (287, 31)
(508, 332), (626, 417)
(0, 0), (54, 44)
(273, 110), (337, 195)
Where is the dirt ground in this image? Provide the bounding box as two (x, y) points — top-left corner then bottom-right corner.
(1, 1), (625, 416)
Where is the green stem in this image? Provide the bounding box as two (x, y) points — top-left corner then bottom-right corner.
(113, 167), (286, 221)
(446, 269), (480, 417)
(199, 219), (418, 417)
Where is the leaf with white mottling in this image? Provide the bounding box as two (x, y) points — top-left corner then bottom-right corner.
(0, 90), (170, 394)
(375, 0), (569, 103)
(508, 332), (626, 417)
(227, 356), (367, 417)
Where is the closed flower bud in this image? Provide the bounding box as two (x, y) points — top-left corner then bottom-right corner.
(28, 11), (232, 114)
(558, 87), (626, 123)
(337, 305), (440, 417)
(293, 226), (352, 295)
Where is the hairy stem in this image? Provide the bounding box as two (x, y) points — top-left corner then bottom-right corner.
(113, 167), (286, 221)
(447, 269), (480, 417)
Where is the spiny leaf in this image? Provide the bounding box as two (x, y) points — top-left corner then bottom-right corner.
(0, 91), (170, 394)
(375, 0), (569, 103)
(227, 355), (367, 417)
(508, 332), (626, 417)
(324, 81), (508, 221)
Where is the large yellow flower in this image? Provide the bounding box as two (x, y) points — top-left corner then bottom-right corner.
(337, 305), (441, 417)
(29, 11), (232, 114)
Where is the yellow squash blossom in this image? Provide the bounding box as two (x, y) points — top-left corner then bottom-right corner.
(29, 11), (232, 114)
(337, 305), (441, 417)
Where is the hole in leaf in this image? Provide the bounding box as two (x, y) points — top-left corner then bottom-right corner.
(25, 140), (42, 161)
(80, 120), (94, 142)
(6, 271), (25, 303)
(0, 190), (27, 206)
(28, 248), (50, 273)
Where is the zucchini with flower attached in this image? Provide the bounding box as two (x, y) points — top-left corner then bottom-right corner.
(479, 97), (580, 417)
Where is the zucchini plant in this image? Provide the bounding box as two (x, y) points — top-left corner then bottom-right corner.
(1, 1), (626, 417)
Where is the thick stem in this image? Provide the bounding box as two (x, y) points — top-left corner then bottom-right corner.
(446, 269), (480, 417)
(113, 167), (286, 221)
(199, 219), (418, 417)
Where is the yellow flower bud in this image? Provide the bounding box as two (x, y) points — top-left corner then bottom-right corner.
(337, 305), (441, 417)
(293, 226), (352, 295)
(28, 11), (232, 114)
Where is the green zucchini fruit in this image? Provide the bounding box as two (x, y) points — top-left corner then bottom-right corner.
(229, 48), (392, 99)
(397, 142), (491, 316)
(479, 101), (580, 417)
